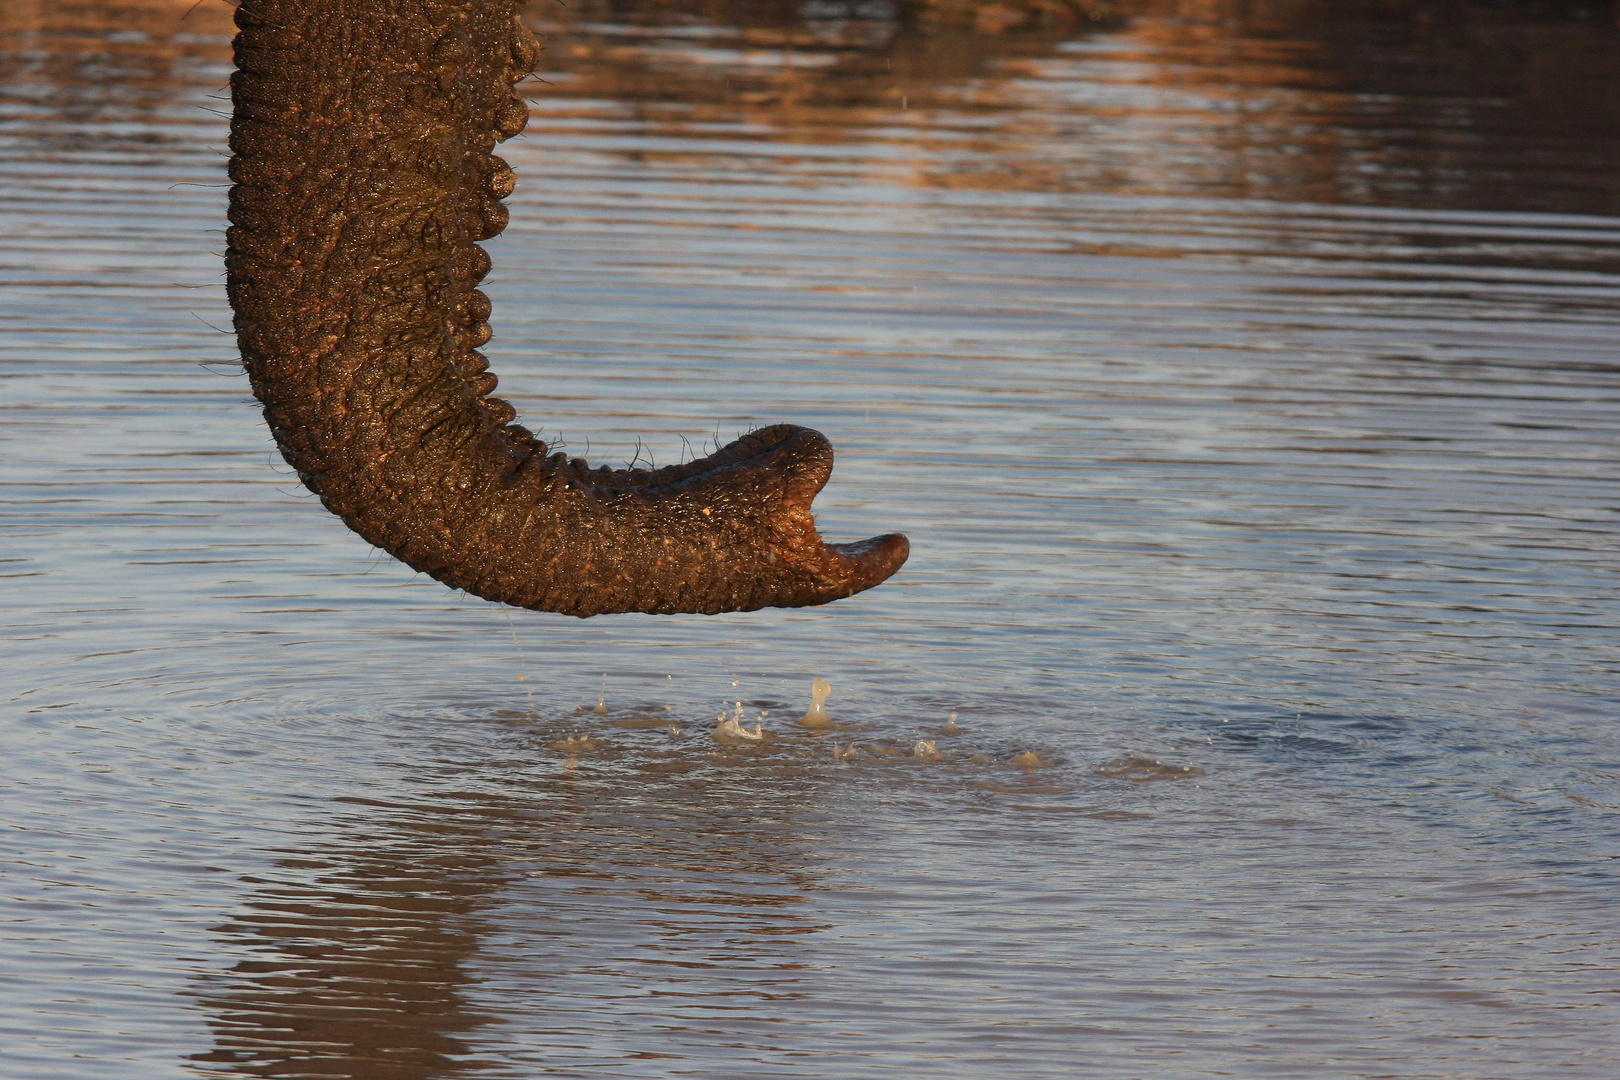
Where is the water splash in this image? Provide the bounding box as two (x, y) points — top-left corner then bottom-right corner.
(799, 677), (834, 729)
(715, 702), (766, 745)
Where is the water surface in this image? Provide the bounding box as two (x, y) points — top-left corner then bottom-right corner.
(2, 2), (1619, 1077)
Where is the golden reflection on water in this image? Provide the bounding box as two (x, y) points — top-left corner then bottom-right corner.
(0, 0), (232, 74)
(6, 0), (1615, 213)
(532, 0), (1620, 214)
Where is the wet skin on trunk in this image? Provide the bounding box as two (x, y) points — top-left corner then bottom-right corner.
(226, 0), (907, 616)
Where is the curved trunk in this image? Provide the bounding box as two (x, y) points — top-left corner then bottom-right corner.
(226, 0), (907, 617)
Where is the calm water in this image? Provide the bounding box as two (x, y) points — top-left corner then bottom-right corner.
(3, 1), (1619, 1076)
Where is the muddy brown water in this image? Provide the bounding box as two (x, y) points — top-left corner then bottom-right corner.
(3, 2), (1619, 1077)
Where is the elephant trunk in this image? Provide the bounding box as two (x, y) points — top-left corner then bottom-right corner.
(226, 0), (907, 616)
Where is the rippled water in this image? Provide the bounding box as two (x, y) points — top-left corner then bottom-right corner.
(4, 1), (1619, 1076)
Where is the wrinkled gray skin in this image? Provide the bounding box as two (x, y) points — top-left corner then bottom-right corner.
(227, 0), (908, 616)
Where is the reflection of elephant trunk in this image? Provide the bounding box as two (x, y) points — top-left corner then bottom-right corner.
(227, 0), (907, 616)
